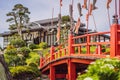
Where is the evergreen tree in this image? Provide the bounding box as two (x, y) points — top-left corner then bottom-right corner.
(6, 4), (30, 37)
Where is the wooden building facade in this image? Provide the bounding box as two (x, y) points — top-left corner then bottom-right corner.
(0, 18), (58, 48)
(0, 17), (110, 48)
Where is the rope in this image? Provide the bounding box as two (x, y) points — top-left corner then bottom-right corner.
(91, 14), (97, 47)
(115, 0), (117, 17)
(92, 14), (97, 31)
(86, 0), (91, 34)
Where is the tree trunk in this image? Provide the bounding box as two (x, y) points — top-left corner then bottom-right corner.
(0, 54), (13, 80)
(17, 26), (22, 39)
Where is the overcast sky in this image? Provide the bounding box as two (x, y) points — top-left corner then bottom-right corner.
(0, 0), (118, 47)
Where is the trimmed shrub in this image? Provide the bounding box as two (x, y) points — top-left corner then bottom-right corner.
(77, 58), (120, 80)
(19, 47), (31, 57)
(29, 43), (37, 50)
(10, 38), (26, 48)
(10, 66), (40, 80)
(39, 42), (47, 49)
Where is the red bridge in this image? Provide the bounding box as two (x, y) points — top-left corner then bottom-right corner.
(40, 24), (120, 80)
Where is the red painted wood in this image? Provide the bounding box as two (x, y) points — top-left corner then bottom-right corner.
(67, 59), (76, 80)
(55, 74), (66, 78)
(87, 35), (90, 54)
(78, 46), (82, 54)
(40, 24), (120, 80)
(64, 48), (66, 55)
(50, 65), (55, 80)
(98, 45), (102, 55)
(50, 46), (55, 61)
(52, 59), (68, 66)
(71, 58), (93, 64)
(40, 58), (43, 68)
(110, 24), (120, 57)
(68, 34), (74, 55)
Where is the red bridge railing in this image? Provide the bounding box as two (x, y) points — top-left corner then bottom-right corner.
(72, 31), (110, 55)
(40, 31), (111, 68)
(40, 24), (120, 68)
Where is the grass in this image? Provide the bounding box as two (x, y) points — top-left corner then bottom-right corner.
(75, 45), (110, 54)
(41, 45), (110, 60)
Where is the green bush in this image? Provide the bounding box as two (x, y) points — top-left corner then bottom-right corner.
(39, 42), (47, 49)
(77, 58), (120, 80)
(4, 53), (21, 66)
(10, 38), (26, 48)
(10, 66), (40, 79)
(26, 52), (40, 66)
(19, 47), (31, 57)
(5, 48), (17, 55)
(29, 43), (37, 50)
(62, 15), (70, 23)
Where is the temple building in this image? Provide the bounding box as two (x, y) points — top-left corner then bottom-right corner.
(0, 18), (58, 48)
(0, 17), (110, 48)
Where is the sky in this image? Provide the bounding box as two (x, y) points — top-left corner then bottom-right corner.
(0, 0), (118, 47)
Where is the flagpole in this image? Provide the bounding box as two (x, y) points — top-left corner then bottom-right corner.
(51, 8), (54, 29)
(114, 0), (118, 24)
(56, 0), (62, 44)
(115, 0), (117, 16)
(70, 0), (74, 34)
(51, 8), (54, 46)
(86, 0), (90, 34)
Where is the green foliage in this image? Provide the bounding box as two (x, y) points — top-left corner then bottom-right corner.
(77, 58), (120, 80)
(26, 52), (40, 66)
(4, 47), (30, 66)
(59, 15), (71, 44)
(6, 4), (30, 36)
(62, 15), (70, 23)
(39, 42), (47, 49)
(10, 38), (26, 48)
(6, 45), (15, 50)
(5, 48), (17, 55)
(19, 47), (31, 57)
(34, 48), (50, 57)
(10, 66), (40, 79)
(4, 53), (21, 66)
(29, 43), (38, 50)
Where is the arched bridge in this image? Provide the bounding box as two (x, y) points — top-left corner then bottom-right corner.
(40, 24), (120, 80)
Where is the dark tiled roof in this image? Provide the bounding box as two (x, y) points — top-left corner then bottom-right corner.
(0, 31), (12, 37)
(0, 18), (58, 36)
(35, 18), (58, 25)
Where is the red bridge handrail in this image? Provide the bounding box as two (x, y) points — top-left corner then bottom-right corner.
(40, 31), (111, 68)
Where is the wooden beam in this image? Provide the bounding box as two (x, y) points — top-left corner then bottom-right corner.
(55, 74), (66, 79)
(50, 65), (55, 80)
(71, 58), (93, 64)
(67, 59), (76, 80)
(52, 59), (67, 66)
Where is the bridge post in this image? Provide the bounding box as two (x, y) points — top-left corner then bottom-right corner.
(67, 59), (76, 80)
(110, 24), (120, 57)
(50, 65), (55, 80)
(68, 34), (74, 55)
(49, 46), (55, 80)
(50, 46), (55, 60)
(87, 35), (90, 54)
(40, 57), (43, 68)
